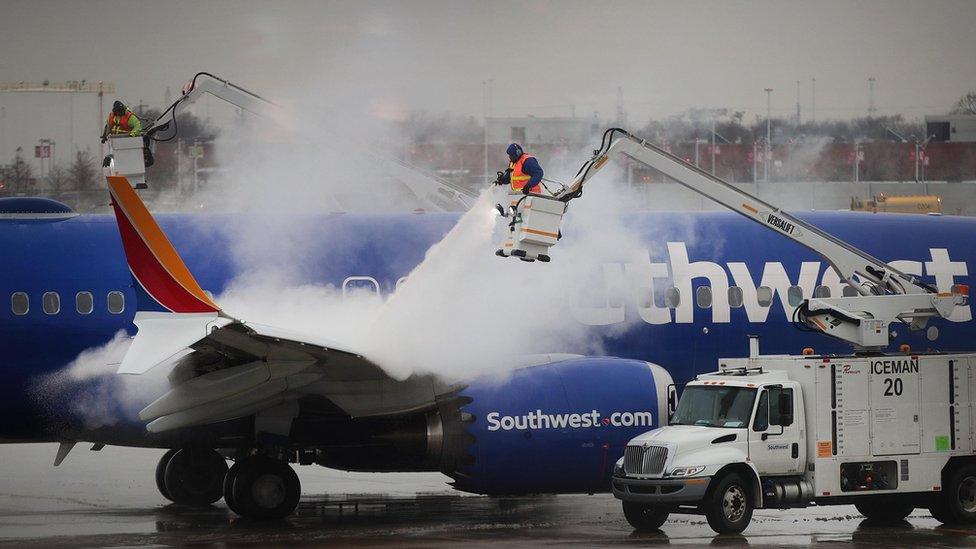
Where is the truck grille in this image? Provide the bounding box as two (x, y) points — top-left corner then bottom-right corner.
(624, 445), (668, 475)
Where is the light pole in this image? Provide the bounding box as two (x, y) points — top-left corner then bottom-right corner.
(764, 88), (773, 182)
(708, 108), (728, 176)
(913, 134), (935, 183)
(482, 78), (494, 185)
(710, 118), (716, 174)
(482, 80), (488, 185)
(0, 105), (5, 160)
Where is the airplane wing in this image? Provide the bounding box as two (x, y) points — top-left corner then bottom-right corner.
(106, 176), (450, 433)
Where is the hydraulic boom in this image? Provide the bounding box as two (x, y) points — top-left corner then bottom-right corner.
(526, 128), (968, 349)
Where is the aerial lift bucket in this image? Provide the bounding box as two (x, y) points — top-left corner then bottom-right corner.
(104, 135), (148, 189)
(496, 194), (566, 262)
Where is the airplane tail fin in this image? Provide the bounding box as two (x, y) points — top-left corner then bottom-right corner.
(106, 176), (220, 314)
(106, 176), (228, 374)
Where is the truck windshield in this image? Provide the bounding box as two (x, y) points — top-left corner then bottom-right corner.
(670, 385), (757, 428)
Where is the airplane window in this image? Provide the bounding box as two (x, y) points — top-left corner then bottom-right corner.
(42, 292), (60, 315)
(787, 286), (804, 307)
(842, 285), (859, 297)
(76, 292), (94, 315)
(342, 276), (381, 298)
(696, 286), (712, 309)
(107, 291), (125, 314)
(728, 286), (744, 308)
(664, 287), (680, 308)
(813, 285), (831, 299)
(757, 286), (773, 307)
(11, 292), (28, 315)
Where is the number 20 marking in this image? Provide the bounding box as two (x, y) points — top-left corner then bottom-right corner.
(883, 378), (903, 396)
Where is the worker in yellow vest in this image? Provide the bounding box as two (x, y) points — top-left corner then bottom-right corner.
(494, 143), (544, 194)
(101, 101), (142, 142)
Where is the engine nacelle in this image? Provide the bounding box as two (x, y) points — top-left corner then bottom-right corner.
(308, 356), (674, 495)
(448, 356), (674, 495)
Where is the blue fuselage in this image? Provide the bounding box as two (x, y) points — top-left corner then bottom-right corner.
(2, 210), (975, 447)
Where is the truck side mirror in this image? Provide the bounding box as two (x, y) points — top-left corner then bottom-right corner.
(778, 393), (793, 426)
(667, 384), (677, 423)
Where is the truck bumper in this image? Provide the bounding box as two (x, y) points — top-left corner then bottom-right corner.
(611, 475), (711, 504)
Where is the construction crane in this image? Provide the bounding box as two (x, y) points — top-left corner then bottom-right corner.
(502, 128), (967, 350)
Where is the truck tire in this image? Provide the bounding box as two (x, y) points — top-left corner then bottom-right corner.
(622, 501), (669, 531)
(855, 499), (913, 522)
(938, 464), (976, 524)
(703, 472), (753, 534)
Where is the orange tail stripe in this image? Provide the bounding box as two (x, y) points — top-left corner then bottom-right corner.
(107, 176), (219, 311)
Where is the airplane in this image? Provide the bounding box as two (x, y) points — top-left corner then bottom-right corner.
(1, 187), (973, 518)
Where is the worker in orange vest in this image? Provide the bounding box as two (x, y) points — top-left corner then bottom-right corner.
(100, 100), (155, 172)
(101, 101), (143, 142)
(494, 143), (544, 194)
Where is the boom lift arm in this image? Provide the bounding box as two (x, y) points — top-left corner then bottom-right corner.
(137, 72), (475, 210)
(145, 72), (277, 137)
(552, 128), (967, 349)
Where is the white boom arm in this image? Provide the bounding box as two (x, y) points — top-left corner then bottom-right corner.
(144, 72), (475, 211)
(558, 129), (966, 349)
(145, 73), (276, 135)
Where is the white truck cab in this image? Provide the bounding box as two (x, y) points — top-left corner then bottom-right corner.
(613, 351), (976, 534)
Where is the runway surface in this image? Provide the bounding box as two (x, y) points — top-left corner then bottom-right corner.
(2, 444), (975, 547)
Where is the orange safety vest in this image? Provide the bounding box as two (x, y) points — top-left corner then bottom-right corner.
(107, 111), (134, 134)
(509, 154), (536, 192)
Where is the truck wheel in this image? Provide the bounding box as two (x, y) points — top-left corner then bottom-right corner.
(622, 501), (669, 531)
(703, 473), (753, 534)
(940, 464), (976, 524)
(855, 499), (913, 522)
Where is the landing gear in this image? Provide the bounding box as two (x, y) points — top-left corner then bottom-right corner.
(155, 449), (178, 502)
(158, 447), (228, 506)
(223, 455), (301, 519)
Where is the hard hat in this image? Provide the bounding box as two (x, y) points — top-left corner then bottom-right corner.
(112, 100), (126, 115)
(507, 143), (524, 162)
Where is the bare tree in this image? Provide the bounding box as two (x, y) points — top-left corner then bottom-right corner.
(2, 148), (35, 193)
(69, 150), (99, 191)
(951, 92), (976, 115)
(46, 163), (69, 192)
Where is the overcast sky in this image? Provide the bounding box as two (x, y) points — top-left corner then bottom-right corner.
(1, 0), (974, 163)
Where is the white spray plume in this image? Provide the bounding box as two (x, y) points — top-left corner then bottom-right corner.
(209, 158), (654, 382)
(32, 331), (169, 429)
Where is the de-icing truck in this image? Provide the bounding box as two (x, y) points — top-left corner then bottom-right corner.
(612, 343), (976, 533)
(516, 128), (974, 533)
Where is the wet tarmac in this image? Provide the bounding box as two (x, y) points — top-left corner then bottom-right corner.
(2, 444), (976, 547)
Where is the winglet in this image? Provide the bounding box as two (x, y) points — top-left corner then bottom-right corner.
(107, 176), (220, 313)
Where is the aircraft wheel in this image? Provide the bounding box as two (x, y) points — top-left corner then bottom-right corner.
(230, 456), (301, 519)
(163, 447), (228, 506)
(155, 449), (179, 502)
(223, 460), (245, 515)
